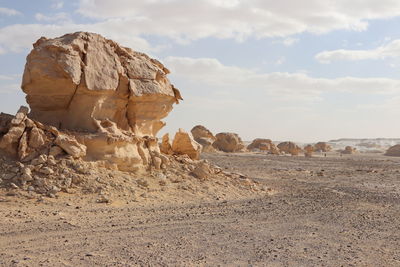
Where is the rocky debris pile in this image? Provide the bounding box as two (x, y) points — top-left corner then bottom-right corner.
(212, 132), (244, 152)
(191, 125), (216, 152)
(314, 142), (332, 152)
(171, 129), (202, 160)
(385, 144), (400, 157)
(342, 146), (357, 154)
(277, 142), (302, 156)
(0, 149), (265, 200)
(20, 32), (182, 172)
(247, 138), (280, 155)
(303, 145), (314, 157)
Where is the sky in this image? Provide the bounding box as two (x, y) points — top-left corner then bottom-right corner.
(0, 0), (400, 142)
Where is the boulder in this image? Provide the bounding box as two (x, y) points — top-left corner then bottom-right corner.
(314, 142), (332, 152)
(213, 132), (244, 152)
(160, 133), (173, 155)
(191, 125), (216, 152)
(385, 145), (400, 157)
(277, 141), (302, 156)
(171, 129), (202, 160)
(55, 134), (87, 158)
(304, 144), (314, 157)
(342, 146), (357, 154)
(247, 138), (272, 151)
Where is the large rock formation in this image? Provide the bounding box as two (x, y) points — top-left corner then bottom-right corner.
(171, 129), (202, 160)
(2, 32), (182, 172)
(385, 145), (400, 157)
(314, 142), (332, 152)
(191, 125), (216, 153)
(212, 132), (244, 152)
(277, 142), (302, 156)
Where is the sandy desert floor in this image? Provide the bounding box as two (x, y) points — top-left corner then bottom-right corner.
(1, 152), (400, 266)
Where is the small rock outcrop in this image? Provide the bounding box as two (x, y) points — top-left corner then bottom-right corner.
(247, 138), (272, 151)
(171, 129), (202, 160)
(212, 132), (244, 152)
(160, 133), (173, 155)
(277, 142), (302, 156)
(191, 125), (216, 153)
(304, 144), (314, 157)
(342, 146), (357, 154)
(247, 138), (280, 155)
(385, 145), (400, 157)
(314, 142), (332, 152)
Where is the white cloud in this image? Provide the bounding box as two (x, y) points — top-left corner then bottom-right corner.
(0, 7), (21, 16)
(0, 23), (160, 55)
(316, 39), (400, 63)
(74, 0), (400, 42)
(35, 12), (70, 23)
(282, 37), (299, 47)
(164, 56), (400, 102)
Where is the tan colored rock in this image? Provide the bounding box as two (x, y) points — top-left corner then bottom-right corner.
(247, 138), (272, 151)
(269, 143), (280, 155)
(28, 127), (46, 148)
(191, 161), (211, 180)
(22, 32), (181, 137)
(212, 132), (244, 152)
(342, 146), (357, 154)
(55, 134), (87, 158)
(314, 142), (332, 152)
(304, 144), (314, 157)
(0, 121), (26, 156)
(49, 145), (64, 157)
(16, 32), (182, 171)
(191, 125), (216, 153)
(277, 141), (302, 156)
(172, 129), (202, 160)
(385, 145), (400, 157)
(160, 133), (173, 155)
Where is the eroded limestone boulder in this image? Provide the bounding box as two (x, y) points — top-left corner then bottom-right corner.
(191, 125), (216, 153)
(171, 129), (202, 160)
(385, 145), (400, 157)
(342, 146), (357, 154)
(314, 142), (332, 152)
(304, 144), (314, 157)
(15, 32), (182, 171)
(277, 141), (302, 156)
(212, 132), (244, 152)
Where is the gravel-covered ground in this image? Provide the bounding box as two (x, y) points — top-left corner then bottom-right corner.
(1, 152), (400, 266)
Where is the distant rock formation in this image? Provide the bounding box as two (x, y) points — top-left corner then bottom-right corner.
(1, 32), (183, 172)
(277, 142), (302, 156)
(247, 138), (280, 155)
(191, 125), (216, 152)
(304, 144), (314, 157)
(342, 146), (357, 154)
(213, 132), (244, 152)
(247, 138), (272, 151)
(385, 145), (400, 157)
(171, 129), (202, 160)
(314, 142), (332, 152)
